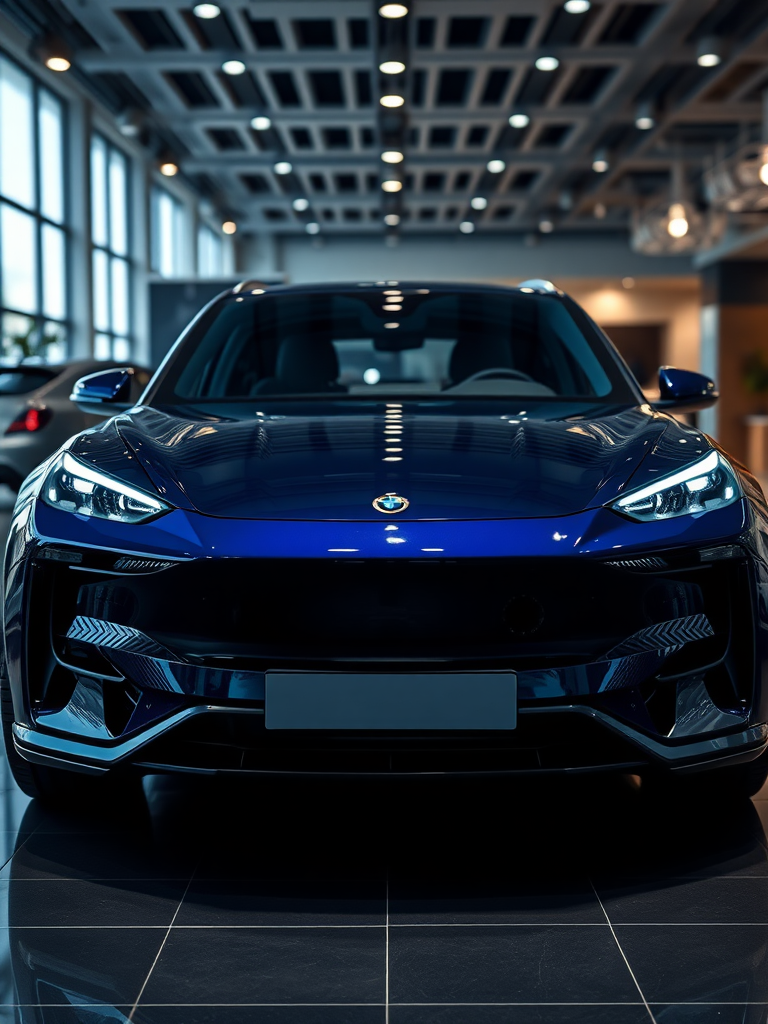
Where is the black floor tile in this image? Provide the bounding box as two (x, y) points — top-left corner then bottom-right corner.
(2, 927), (165, 1006)
(651, 1006), (768, 1024)
(389, 1007), (652, 1024)
(6, 828), (196, 881)
(388, 925), (641, 1005)
(389, 877), (603, 925)
(133, 1007), (385, 1024)
(139, 926), (386, 1005)
(615, 924), (768, 1004)
(596, 876), (768, 924)
(0, 877), (187, 928)
(177, 877), (385, 926)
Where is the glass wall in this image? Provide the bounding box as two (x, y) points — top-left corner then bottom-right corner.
(151, 187), (185, 277)
(198, 224), (224, 278)
(0, 54), (67, 363)
(91, 134), (132, 360)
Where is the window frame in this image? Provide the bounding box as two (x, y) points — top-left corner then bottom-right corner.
(0, 49), (69, 365)
(90, 132), (133, 361)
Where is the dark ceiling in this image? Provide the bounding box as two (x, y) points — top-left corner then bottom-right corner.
(2, 0), (768, 238)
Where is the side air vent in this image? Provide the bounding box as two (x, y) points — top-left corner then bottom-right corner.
(112, 557), (177, 572)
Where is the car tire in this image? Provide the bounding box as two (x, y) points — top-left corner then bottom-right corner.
(0, 658), (140, 807)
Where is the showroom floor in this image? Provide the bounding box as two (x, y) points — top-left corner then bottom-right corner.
(0, 761), (765, 1021)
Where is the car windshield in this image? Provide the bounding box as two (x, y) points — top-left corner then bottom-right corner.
(154, 287), (637, 403)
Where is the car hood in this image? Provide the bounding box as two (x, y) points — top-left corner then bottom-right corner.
(77, 402), (713, 521)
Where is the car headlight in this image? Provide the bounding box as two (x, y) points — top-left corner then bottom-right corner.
(611, 450), (741, 522)
(41, 451), (171, 524)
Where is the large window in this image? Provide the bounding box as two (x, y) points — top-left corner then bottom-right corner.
(198, 223), (224, 278)
(151, 187), (185, 277)
(91, 134), (131, 360)
(0, 54), (67, 364)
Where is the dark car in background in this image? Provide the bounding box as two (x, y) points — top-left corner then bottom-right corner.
(3, 280), (768, 807)
(0, 361), (151, 491)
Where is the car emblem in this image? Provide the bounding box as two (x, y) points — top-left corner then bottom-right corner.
(373, 492), (409, 514)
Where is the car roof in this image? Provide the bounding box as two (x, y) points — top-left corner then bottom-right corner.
(229, 280), (561, 299)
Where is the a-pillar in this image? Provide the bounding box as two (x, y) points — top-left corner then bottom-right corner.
(699, 261), (768, 469)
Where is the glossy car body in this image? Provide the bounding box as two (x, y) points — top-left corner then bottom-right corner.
(0, 360), (150, 491)
(4, 281), (768, 783)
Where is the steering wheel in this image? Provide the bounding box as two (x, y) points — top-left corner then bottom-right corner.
(459, 367), (536, 384)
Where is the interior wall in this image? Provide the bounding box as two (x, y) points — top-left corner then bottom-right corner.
(561, 278), (702, 372)
(711, 305), (768, 464)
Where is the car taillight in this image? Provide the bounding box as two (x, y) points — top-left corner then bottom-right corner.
(5, 407), (52, 434)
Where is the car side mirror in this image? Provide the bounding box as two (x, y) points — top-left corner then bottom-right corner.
(70, 367), (148, 416)
(656, 366), (718, 411)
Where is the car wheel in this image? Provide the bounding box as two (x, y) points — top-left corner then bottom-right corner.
(0, 659), (140, 807)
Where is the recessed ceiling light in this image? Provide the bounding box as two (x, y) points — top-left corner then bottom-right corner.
(274, 161), (293, 175)
(487, 159), (506, 173)
(508, 113), (530, 128)
(379, 61), (406, 74)
(470, 197), (487, 210)
(159, 161), (179, 177)
(535, 56), (560, 71)
(193, 3), (221, 18)
(382, 151), (404, 164)
(292, 198), (310, 212)
(222, 220), (237, 235)
(250, 116), (271, 131)
(382, 180), (403, 192)
(379, 3), (408, 18)
(564, 0), (590, 12)
(222, 59), (246, 76)
(306, 222), (320, 234)
(383, 304), (402, 311)
(384, 322), (400, 328)
(380, 94), (405, 108)
(384, 213), (401, 226)
(459, 221), (475, 233)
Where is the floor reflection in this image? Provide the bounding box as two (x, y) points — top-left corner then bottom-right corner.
(0, 760), (764, 1022)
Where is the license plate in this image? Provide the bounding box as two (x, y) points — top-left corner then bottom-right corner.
(264, 672), (516, 730)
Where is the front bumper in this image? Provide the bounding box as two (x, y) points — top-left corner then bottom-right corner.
(6, 497), (768, 778)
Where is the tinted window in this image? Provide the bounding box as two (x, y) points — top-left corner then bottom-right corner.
(0, 368), (56, 394)
(154, 289), (636, 403)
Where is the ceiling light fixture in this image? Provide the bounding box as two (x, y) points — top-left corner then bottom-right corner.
(470, 197), (487, 210)
(45, 55), (71, 72)
(292, 198), (310, 212)
(667, 202), (689, 238)
(159, 160), (179, 177)
(250, 115), (272, 131)
(508, 113), (530, 128)
(539, 219), (554, 233)
(384, 213), (401, 226)
(696, 37), (722, 67)
(592, 149), (609, 173)
(760, 147), (768, 186)
(380, 94), (405, 108)
(564, 0), (590, 12)
(379, 3), (409, 18)
(222, 220), (237, 235)
(635, 102), (655, 130)
(487, 159), (506, 173)
(534, 56), (560, 72)
(459, 221), (475, 233)
(379, 60), (406, 74)
(381, 150), (404, 164)
(382, 179), (403, 192)
(274, 161), (293, 175)
(221, 59), (246, 76)
(306, 222), (320, 235)
(594, 202), (607, 219)
(193, 3), (221, 17)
